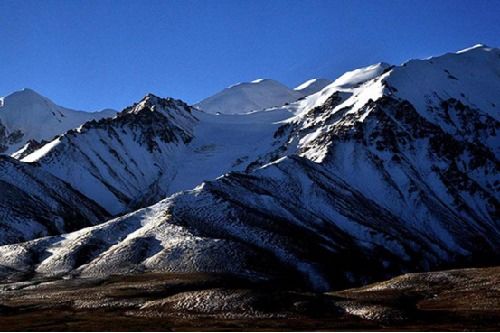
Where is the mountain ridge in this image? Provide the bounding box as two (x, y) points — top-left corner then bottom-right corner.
(0, 155), (109, 245)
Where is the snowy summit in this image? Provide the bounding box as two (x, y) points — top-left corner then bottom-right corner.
(0, 88), (116, 154)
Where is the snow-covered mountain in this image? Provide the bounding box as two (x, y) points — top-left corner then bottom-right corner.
(196, 78), (336, 115)
(195, 79), (304, 114)
(0, 45), (498, 291)
(0, 88), (116, 154)
(19, 95), (197, 215)
(19, 94), (289, 215)
(294, 78), (333, 96)
(0, 156), (108, 245)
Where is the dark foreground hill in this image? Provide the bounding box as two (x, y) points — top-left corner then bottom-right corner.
(0, 266), (498, 331)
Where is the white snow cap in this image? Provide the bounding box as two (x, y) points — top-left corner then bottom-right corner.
(0, 88), (116, 154)
(456, 43), (490, 54)
(196, 79), (303, 115)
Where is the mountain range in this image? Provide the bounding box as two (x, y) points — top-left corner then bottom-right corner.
(0, 44), (498, 293)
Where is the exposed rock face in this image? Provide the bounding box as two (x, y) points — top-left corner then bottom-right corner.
(10, 139), (48, 160)
(0, 121), (23, 154)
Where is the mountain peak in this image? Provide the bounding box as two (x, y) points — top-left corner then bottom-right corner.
(3, 88), (51, 106)
(0, 88), (116, 154)
(196, 79), (302, 114)
(250, 78), (268, 83)
(141, 93), (164, 106)
(123, 94), (191, 116)
(227, 78), (282, 89)
(456, 43), (490, 54)
(20, 87), (40, 94)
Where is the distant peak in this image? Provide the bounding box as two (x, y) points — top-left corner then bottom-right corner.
(143, 93), (162, 103)
(227, 78), (284, 89)
(8, 88), (45, 99)
(456, 43), (490, 54)
(3, 88), (51, 106)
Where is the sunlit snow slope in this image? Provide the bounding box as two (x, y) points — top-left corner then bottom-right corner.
(195, 79), (303, 114)
(294, 78), (333, 96)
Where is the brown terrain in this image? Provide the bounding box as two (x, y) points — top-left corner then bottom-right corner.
(0, 266), (499, 331)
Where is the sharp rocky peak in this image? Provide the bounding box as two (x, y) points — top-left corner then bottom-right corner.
(123, 93), (192, 115)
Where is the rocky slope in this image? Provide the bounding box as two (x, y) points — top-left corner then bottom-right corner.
(0, 88), (116, 154)
(0, 156), (108, 245)
(20, 95), (198, 215)
(19, 94), (293, 215)
(0, 45), (498, 292)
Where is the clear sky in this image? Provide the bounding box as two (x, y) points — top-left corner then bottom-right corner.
(1, 0), (499, 111)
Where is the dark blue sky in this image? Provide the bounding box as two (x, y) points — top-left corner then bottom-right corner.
(1, 0), (499, 111)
